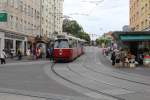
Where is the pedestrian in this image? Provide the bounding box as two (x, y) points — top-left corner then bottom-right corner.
(33, 48), (36, 60)
(47, 48), (50, 58)
(111, 51), (116, 66)
(120, 49), (126, 67)
(138, 52), (144, 65)
(115, 51), (121, 67)
(10, 49), (14, 59)
(17, 49), (22, 60)
(0, 49), (7, 64)
(40, 47), (44, 59)
(36, 48), (40, 59)
(49, 44), (54, 61)
(26, 48), (31, 60)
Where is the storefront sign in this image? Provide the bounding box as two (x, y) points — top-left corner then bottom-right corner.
(0, 13), (7, 22)
(5, 32), (25, 40)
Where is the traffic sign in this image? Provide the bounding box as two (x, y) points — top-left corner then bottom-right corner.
(0, 13), (7, 22)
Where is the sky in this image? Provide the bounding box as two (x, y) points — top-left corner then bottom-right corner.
(63, 0), (129, 39)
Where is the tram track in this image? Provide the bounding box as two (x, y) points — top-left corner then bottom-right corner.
(66, 64), (132, 91)
(0, 91), (61, 100)
(82, 63), (150, 86)
(82, 50), (150, 87)
(51, 63), (125, 100)
(95, 51), (150, 87)
(50, 47), (150, 100)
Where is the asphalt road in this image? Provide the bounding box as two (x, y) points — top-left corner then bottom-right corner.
(52, 46), (150, 100)
(1, 46), (150, 100)
(0, 61), (88, 100)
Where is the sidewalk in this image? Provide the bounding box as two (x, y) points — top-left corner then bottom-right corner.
(101, 49), (145, 68)
(5, 56), (50, 64)
(99, 49), (150, 77)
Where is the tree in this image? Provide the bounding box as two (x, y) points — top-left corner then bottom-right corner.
(96, 36), (112, 47)
(79, 32), (91, 42)
(63, 19), (91, 42)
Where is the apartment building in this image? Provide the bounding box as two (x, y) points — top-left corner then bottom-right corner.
(0, 0), (64, 55)
(130, 0), (150, 31)
(0, 0), (41, 55)
(54, 0), (64, 35)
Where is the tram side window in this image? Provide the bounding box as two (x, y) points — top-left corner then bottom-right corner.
(74, 40), (78, 48)
(70, 40), (75, 48)
(69, 39), (73, 48)
(78, 41), (83, 48)
(54, 41), (59, 48)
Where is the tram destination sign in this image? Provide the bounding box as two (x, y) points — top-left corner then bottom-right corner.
(0, 13), (7, 22)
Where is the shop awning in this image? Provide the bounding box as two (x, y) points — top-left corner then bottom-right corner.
(120, 35), (150, 41)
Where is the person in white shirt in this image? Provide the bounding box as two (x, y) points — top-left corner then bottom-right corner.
(26, 49), (31, 60)
(0, 49), (7, 64)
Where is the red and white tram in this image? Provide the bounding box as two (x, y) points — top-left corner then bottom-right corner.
(53, 35), (85, 62)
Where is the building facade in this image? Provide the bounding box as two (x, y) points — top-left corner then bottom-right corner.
(0, 0), (63, 56)
(130, 0), (150, 31)
(41, 0), (63, 39)
(0, 0), (41, 55)
(54, 0), (64, 35)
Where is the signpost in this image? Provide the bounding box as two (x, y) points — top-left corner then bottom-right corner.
(0, 13), (7, 22)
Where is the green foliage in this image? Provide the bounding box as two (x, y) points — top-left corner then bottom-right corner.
(96, 36), (112, 46)
(63, 19), (91, 42)
(78, 32), (91, 42)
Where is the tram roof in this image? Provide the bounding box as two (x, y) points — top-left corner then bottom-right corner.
(56, 34), (86, 42)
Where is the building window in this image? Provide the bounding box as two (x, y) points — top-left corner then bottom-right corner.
(16, 17), (18, 29)
(10, 15), (13, 29)
(10, 0), (14, 7)
(19, 1), (23, 12)
(31, 8), (33, 17)
(24, 4), (27, 14)
(141, 21), (144, 29)
(145, 19), (148, 27)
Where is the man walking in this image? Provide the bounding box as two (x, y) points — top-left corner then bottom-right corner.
(49, 44), (54, 61)
(0, 49), (7, 64)
(17, 49), (22, 60)
(111, 51), (116, 66)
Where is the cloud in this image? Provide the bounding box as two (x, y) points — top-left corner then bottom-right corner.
(63, 0), (129, 38)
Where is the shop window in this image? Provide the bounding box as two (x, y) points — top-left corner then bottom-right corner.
(5, 39), (13, 53)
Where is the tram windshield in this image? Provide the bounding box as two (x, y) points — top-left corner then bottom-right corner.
(54, 39), (69, 48)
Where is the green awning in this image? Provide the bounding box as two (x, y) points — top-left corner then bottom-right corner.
(120, 35), (150, 41)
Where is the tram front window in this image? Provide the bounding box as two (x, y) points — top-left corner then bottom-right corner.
(54, 40), (69, 48)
